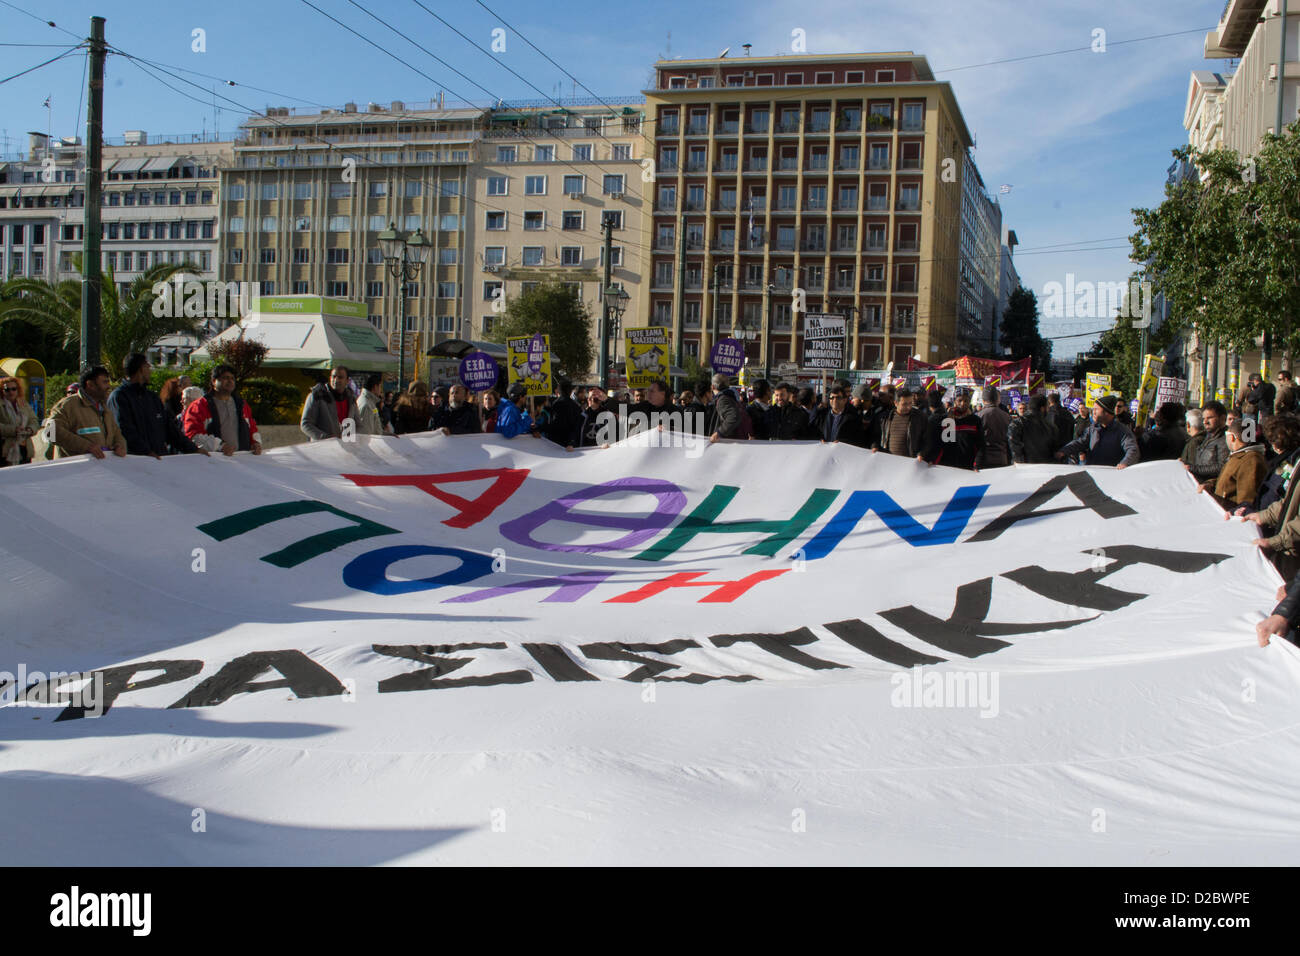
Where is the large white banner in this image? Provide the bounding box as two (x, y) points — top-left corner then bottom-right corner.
(2, 434), (1299, 865)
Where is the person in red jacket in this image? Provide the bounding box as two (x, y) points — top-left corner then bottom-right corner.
(182, 364), (263, 456)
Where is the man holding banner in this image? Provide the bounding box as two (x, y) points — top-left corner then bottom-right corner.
(1055, 395), (1138, 468)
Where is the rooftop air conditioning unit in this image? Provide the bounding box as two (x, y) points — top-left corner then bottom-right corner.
(391, 101), (405, 111)
(124, 130), (147, 146)
(343, 102), (357, 113)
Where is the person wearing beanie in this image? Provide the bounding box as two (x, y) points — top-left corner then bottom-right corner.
(1055, 394), (1139, 467)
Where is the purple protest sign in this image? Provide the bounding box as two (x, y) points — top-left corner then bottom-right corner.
(528, 333), (546, 375)
(459, 351), (499, 392)
(710, 337), (744, 376)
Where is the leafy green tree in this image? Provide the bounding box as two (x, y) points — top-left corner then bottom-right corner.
(0, 259), (202, 376)
(486, 281), (595, 380)
(1000, 286), (1051, 369)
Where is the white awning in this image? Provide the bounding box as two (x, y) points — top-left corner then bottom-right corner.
(140, 156), (180, 172)
(109, 157), (149, 173)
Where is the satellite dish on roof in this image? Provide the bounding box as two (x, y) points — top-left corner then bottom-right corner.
(718, 47), (730, 58)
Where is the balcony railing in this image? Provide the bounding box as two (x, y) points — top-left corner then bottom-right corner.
(746, 122), (770, 134)
(807, 160), (829, 171)
(686, 161), (707, 172)
(837, 120), (862, 133)
(773, 241), (796, 251)
(776, 121), (800, 133)
(831, 281), (855, 292)
(833, 241), (857, 252)
(659, 161), (678, 172)
(895, 280), (918, 293)
(746, 160), (768, 172)
(802, 240), (826, 252)
(656, 201), (677, 211)
(892, 321), (916, 333)
(805, 199), (827, 210)
(859, 318), (884, 333)
(896, 199), (921, 211)
(716, 200), (738, 211)
(867, 115), (893, 130)
(775, 201), (797, 211)
(686, 124), (709, 135)
(834, 198), (858, 211)
(718, 122), (739, 134)
(867, 197), (888, 211)
(685, 239), (705, 249)
(896, 239), (920, 252)
(808, 121), (831, 133)
(778, 159), (799, 171)
(716, 162), (739, 173)
(899, 117), (925, 132)
(865, 240), (887, 252)
(868, 158), (891, 170)
(685, 201), (706, 211)
(714, 240), (735, 252)
(899, 158), (922, 170)
(862, 279), (886, 292)
(835, 161), (859, 171)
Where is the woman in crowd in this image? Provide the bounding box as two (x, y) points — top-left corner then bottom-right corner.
(159, 377), (186, 421)
(380, 391), (396, 431)
(480, 389), (500, 433)
(0, 376), (38, 466)
(392, 381), (431, 435)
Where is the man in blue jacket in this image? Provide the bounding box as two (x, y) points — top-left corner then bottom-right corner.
(497, 383), (539, 439)
(108, 353), (206, 459)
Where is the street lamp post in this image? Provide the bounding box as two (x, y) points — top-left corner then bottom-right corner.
(603, 285), (630, 383)
(378, 223), (429, 392)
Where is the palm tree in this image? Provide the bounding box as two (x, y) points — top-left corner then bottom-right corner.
(0, 258), (203, 375)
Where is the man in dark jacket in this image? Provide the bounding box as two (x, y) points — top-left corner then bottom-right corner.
(108, 353), (206, 459)
(1139, 402), (1188, 461)
(746, 380), (773, 440)
(1046, 393), (1075, 453)
(1187, 400), (1230, 483)
(875, 387), (927, 457)
(301, 366), (359, 441)
(709, 373), (745, 440)
(820, 385), (867, 447)
(578, 386), (612, 446)
(977, 385), (1012, 468)
(1056, 395), (1139, 467)
(770, 383), (808, 440)
(921, 389), (983, 469)
(1008, 394), (1058, 464)
(432, 383), (483, 436)
(1245, 373), (1276, 419)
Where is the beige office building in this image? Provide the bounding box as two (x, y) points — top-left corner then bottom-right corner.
(642, 51), (974, 376)
(463, 104), (647, 375)
(220, 101), (481, 378)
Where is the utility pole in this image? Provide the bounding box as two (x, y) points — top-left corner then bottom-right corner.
(1268, 0), (1288, 382)
(675, 213), (686, 375)
(599, 213), (614, 386)
(81, 16), (106, 370)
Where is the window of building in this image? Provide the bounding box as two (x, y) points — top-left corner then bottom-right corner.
(294, 183), (312, 200)
(600, 246), (624, 267)
(326, 281), (348, 297)
(660, 110), (679, 133)
(612, 144), (631, 160)
(563, 174), (584, 195)
(202, 221), (215, 238)
(602, 174), (625, 195)
(293, 281), (309, 294)
(228, 216), (244, 232)
(560, 246), (582, 266)
(260, 248), (276, 264)
(440, 180), (460, 196)
(328, 215), (349, 230)
(846, 71), (865, 83)
(486, 211), (506, 230)
(816, 71), (833, 84)
(487, 176), (508, 196)
(261, 184), (278, 200)
(294, 248), (311, 264)
(876, 70), (895, 82)
(327, 248), (350, 263)
(484, 247), (505, 267)
(404, 214), (421, 232)
(483, 281), (502, 301)
(440, 214), (461, 231)
(227, 184), (245, 200)
(523, 211), (544, 230)
(368, 248), (384, 264)
(496, 146), (516, 162)
(438, 281), (456, 298)
(369, 182), (387, 197)
(604, 210), (623, 229)
(439, 247), (457, 265)
(522, 246), (543, 266)
(572, 144), (592, 161)
(228, 248), (244, 264)
(535, 145), (554, 162)
(525, 175), (546, 195)
(329, 182), (351, 198)
(404, 181), (422, 197)
(562, 211), (583, 230)
(785, 72), (802, 84)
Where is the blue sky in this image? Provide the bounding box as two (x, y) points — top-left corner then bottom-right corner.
(2, 0), (1229, 353)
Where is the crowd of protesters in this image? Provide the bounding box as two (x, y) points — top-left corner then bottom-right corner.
(6, 354), (1300, 650)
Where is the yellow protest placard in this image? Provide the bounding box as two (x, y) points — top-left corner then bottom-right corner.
(506, 334), (553, 397)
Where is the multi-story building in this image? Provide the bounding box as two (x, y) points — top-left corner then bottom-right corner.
(996, 227), (1019, 356)
(220, 100), (482, 373)
(463, 103), (647, 360)
(1181, 0), (1300, 394)
(641, 51), (972, 376)
(1, 130), (232, 365)
(958, 152), (1002, 355)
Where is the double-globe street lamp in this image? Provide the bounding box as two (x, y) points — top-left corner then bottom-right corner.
(378, 223), (429, 392)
